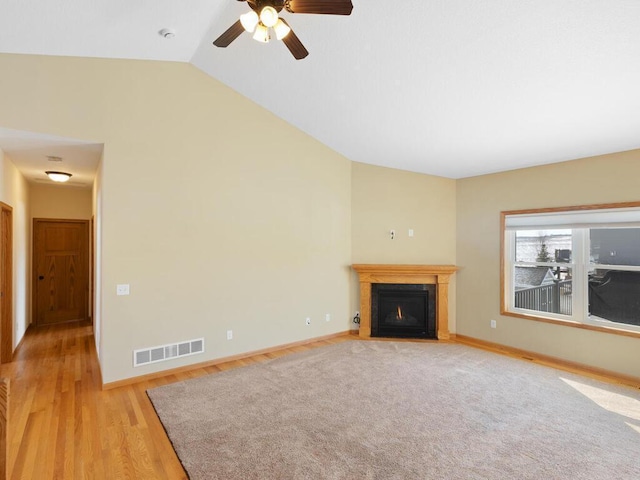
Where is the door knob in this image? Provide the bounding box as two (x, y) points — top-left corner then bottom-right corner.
(39, 275), (44, 280)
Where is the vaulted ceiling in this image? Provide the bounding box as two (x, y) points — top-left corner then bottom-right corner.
(1, 0), (639, 179)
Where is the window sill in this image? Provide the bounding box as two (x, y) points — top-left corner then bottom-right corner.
(500, 309), (640, 339)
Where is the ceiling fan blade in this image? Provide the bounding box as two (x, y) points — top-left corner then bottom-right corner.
(285, 0), (353, 15)
(213, 20), (245, 48)
(279, 20), (309, 60)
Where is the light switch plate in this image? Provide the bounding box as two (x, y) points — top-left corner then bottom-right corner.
(116, 284), (130, 296)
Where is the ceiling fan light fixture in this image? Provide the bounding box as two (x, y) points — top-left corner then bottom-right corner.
(212, 0), (354, 59)
(274, 19), (291, 40)
(259, 6), (279, 28)
(45, 171), (72, 183)
(253, 23), (270, 43)
(240, 11), (259, 32)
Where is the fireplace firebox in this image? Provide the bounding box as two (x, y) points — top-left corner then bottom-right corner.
(371, 284), (436, 339)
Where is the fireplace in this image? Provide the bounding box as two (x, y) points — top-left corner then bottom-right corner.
(351, 264), (458, 340)
(371, 284), (436, 339)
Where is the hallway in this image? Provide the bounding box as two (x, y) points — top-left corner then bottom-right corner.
(0, 321), (186, 479)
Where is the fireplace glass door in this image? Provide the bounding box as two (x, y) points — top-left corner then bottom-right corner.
(371, 284), (436, 339)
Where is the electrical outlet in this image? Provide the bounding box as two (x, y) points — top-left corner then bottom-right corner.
(227, 330), (233, 340)
(490, 319), (497, 329)
(325, 313), (331, 322)
(305, 317), (311, 326)
(116, 284), (130, 296)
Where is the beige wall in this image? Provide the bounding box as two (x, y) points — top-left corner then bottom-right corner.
(30, 183), (92, 219)
(351, 162), (457, 330)
(456, 149), (640, 378)
(0, 148), (30, 348)
(0, 53), (352, 383)
(2, 52), (637, 383)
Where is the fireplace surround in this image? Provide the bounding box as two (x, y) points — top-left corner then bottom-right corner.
(352, 264), (458, 340)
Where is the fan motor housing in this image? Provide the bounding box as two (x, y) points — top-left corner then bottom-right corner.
(249, 0), (286, 13)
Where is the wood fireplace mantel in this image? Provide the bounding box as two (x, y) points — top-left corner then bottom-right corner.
(352, 264), (458, 340)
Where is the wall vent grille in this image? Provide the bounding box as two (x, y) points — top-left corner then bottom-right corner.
(133, 338), (205, 367)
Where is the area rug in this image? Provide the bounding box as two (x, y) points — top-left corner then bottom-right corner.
(147, 341), (640, 479)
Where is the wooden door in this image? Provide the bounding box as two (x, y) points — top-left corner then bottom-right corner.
(34, 219), (89, 326)
(0, 203), (12, 363)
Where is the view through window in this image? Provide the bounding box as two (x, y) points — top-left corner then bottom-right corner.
(503, 204), (640, 334)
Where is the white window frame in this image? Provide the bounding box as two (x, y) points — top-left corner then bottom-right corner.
(505, 229), (585, 322)
(501, 203), (640, 338)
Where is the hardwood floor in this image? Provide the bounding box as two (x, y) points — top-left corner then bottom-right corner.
(0, 321), (351, 479)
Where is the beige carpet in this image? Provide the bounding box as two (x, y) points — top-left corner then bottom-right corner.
(147, 341), (640, 479)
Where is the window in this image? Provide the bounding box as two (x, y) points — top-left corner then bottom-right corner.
(502, 203), (640, 336)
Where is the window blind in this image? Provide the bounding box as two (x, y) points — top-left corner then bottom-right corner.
(504, 207), (640, 230)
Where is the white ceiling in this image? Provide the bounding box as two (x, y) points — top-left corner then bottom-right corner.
(1, 0), (639, 180)
(0, 128), (102, 188)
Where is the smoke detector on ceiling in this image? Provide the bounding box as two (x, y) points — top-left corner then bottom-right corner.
(159, 28), (176, 39)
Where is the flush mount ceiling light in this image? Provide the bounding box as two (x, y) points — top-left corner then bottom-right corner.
(213, 0), (353, 60)
(45, 171), (72, 183)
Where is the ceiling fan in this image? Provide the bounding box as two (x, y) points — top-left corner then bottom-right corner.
(213, 0), (354, 60)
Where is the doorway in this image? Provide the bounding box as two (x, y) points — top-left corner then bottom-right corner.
(0, 203), (13, 363)
(33, 219), (89, 326)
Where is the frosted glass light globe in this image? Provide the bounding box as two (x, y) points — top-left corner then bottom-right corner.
(260, 6), (279, 28)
